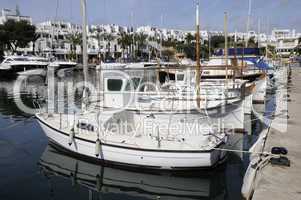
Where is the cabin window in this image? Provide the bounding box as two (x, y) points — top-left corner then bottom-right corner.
(77, 122), (94, 132)
(176, 74), (185, 81)
(4, 58), (13, 63)
(107, 79), (123, 91)
(14, 58), (28, 61)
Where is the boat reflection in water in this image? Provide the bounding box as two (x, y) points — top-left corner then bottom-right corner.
(38, 144), (227, 200)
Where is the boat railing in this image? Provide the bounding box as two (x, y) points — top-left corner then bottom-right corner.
(32, 99), (44, 113)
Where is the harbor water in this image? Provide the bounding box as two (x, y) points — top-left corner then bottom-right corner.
(0, 69), (272, 200)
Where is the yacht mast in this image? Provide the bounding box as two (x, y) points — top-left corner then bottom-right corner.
(80, 0), (88, 110)
(195, 1), (201, 106)
(80, 0), (88, 84)
(265, 17), (270, 59)
(224, 12), (229, 86)
(208, 31), (211, 58)
(131, 12), (135, 61)
(50, 0), (60, 58)
(160, 14), (163, 59)
(245, 0), (252, 47)
(257, 18), (261, 48)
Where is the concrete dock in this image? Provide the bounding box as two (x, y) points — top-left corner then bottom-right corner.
(252, 66), (301, 199)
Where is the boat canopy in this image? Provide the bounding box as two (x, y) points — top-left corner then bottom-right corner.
(215, 48), (261, 56)
(242, 57), (272, 70)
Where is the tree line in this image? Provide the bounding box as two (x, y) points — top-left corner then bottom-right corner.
(3, 19), (295, 62)
(0, 19), (38, 60)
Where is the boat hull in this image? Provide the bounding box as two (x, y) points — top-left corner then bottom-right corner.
(37, 116), (227, 170)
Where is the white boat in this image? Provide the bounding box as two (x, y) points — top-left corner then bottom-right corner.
(36, 68), (251, 169)
(96, 62), (127, 70)
(0, 55), (49, 74)
(155, 69), (247, 131)
(200, 57), (265, 81)
(252, 74), (267, 104)
(17, 68), (47, 77)
(48, 60), (77, 71)
(36, 1), (242, 170)
(39, 144), (226, 199)
(36, 108), (228, 169)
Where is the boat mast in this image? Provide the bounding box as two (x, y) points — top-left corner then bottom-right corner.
(257, 18), (261, 48)
(131, 12), (135, 61)
(195, 1), (201, 107)
(160, 14), (163, 59)
(50, 0), (60, 58)
(208, 31), (211, 59)
(224, 12), (228, 87)
(265, 17), (270, 59)
(80, 0), (89, 110)
(245, 0), (252, 47)
(233, 29), (238, 82)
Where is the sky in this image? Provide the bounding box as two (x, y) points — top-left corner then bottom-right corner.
(1, 0), (301, 32)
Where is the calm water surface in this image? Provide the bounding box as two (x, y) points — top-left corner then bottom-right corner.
(0, 70), (272, 200)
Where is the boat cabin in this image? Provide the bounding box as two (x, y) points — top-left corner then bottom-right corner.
(103, 73), (143, 108)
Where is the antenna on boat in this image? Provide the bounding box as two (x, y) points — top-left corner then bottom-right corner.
(195, 0), (201, 107)
(80, 0), (89, 111)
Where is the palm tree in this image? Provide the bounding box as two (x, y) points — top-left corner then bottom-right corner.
(247, 37), (257, 48)
(31, 33), (40, 55)
(117, 32), (132, 60)
(66, 33), (82, 61)
(0, 24), (8, 59)
(102, 33), (115, 60)
(91, 29), (105, 62)
(185, 33), (195, 44)
(297, 37), (301, 55)
(134, 33), (148, 58)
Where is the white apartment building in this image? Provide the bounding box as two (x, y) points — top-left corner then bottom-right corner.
(34, 21), (83, 58)
(1, 7), (299, 60)
(271, 29), (300, 57)
(34, 21), (122, 61)
(0, 8), (32, 25)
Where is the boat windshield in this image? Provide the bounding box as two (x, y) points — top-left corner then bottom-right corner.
(176, 74), (185, 81)
(13, 57), (29, 61)
(107, 79), (123, 91)
(30, 58), (48, 62)
(4, 58), (13, 63)
(125, 77), (141, 91)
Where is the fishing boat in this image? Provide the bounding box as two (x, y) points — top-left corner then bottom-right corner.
(36, 55), (249, 169)
(36, 1), (234, 169)
(36, 1), (248, 170)
(35, 82), (230, 169)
